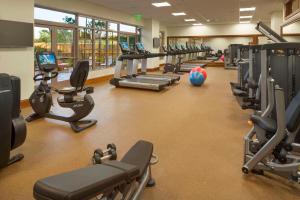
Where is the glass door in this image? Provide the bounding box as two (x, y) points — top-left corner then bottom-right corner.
(107, 32), (118, 66)
(95, 30), (107, 68)
(79, 28), (93, 67)
(34, 26), (52, 85)
(55, 28), (75, 82)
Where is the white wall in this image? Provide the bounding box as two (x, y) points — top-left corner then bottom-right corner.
(283, 21), (300, 34)
(167, 23), (260, 37)
(142, 19), (163, 68)
(271, 11), (283, 34)
(35, 0), (144, 26)
(0, 0), (34, 100)
(203, 37), (252, 51)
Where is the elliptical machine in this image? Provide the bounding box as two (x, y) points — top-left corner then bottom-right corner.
(26, 52), (97, 133)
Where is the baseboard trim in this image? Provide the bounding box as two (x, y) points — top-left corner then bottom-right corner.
(21, 99), (30, 109)
(86, 74), (114, 85)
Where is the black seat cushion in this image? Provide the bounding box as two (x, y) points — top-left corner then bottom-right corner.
(233, 88), (248, 97)
(251, 115), (277, 133)
(103, 160), (139, 181)
(230, 82), (239, 88)
(33, 165), (127, 200)
(121, 140), (153, 178)
(70, 61), (89, 91)
(286, 90), (300, 132)
(247, 78), (258, 89)
(57, 87), (76, 95)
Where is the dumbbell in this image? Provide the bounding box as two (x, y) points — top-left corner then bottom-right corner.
(92, 143), (117, 164)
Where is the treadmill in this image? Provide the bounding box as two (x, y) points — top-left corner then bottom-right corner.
(173, 44), (206, 72)
(134, 43), (180, 84)
(110, 43), (169, 91)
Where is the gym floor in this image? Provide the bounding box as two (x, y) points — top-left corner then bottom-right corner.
(1, 67), (300, 200)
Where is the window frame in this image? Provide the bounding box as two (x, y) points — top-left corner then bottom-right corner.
(34, 5), (140, 72)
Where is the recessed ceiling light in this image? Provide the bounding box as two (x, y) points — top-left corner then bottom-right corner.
(240, 7), (256, 12)
(240, 21), (250, 24)
(193, 23), (203, 26)
(172, 12), (186, 16)
(152, 2), (171, 7)
(240, 16), (253, 19)
(185, 19), (196, 22)
(206, 19), (210, 22)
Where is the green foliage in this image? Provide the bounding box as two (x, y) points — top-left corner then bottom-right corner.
(95, 20), (106, 29)
(57, 29), (73, 43)
(35, 30), (51, 43)
(63, 16), (76, 24)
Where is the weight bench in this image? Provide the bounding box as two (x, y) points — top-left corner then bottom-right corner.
(33, 140), (157, 200)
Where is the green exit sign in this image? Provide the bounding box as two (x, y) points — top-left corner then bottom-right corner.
(134, 14), (143, 22)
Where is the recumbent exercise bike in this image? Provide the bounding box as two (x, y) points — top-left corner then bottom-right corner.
(26, 52), (97, 133)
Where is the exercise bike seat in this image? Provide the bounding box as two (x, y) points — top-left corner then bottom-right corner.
(57, 87), (76, 95)
(250, 115), (277, 133)
(121, 140), (153, 179)
(33, 163), (139, 200)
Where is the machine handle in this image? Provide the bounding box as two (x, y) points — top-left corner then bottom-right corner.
(33, 71), (58, 82)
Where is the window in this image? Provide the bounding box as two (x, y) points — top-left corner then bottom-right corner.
(34, 7), (76, 24)
(56, 28), (75, 81)
(120, 24), (136, 33)
(95, 30), (107, 68)
(34, 7), (141, 78)
(107, 32), (118, 66)
(78, 16), (93, 28)
(95, 19), (106, 30)
(79, 28), (93, 66)
(108, 22), (118, 31)
(34, 27), (51, 53)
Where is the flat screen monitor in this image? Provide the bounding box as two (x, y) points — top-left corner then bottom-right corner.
(0, 20), (33, 47)
(38, 53), (56, 65)
(36, 52), (57, 72)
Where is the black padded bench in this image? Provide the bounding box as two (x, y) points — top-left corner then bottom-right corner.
(34, 140), (154, 200)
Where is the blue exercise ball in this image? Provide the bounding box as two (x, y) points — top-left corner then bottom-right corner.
(189, 71), (205, 86)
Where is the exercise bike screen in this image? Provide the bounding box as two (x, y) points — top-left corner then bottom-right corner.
(38, 53), (56, 65)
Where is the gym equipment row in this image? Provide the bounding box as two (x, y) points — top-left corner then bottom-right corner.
(163, 44), (206, 73)
(228, 22), (300, 183)
(110, 42), (172, 91)
(230, 22), (287, 111)
(243, 43), (300, 182)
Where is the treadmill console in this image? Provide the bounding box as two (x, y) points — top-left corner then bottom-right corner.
(119, 42), (136, 55)
(136, 43), (145, 51)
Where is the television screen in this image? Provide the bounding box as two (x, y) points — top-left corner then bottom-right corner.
(0, 20), (33, 47)
(153, 38), (160, 48)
